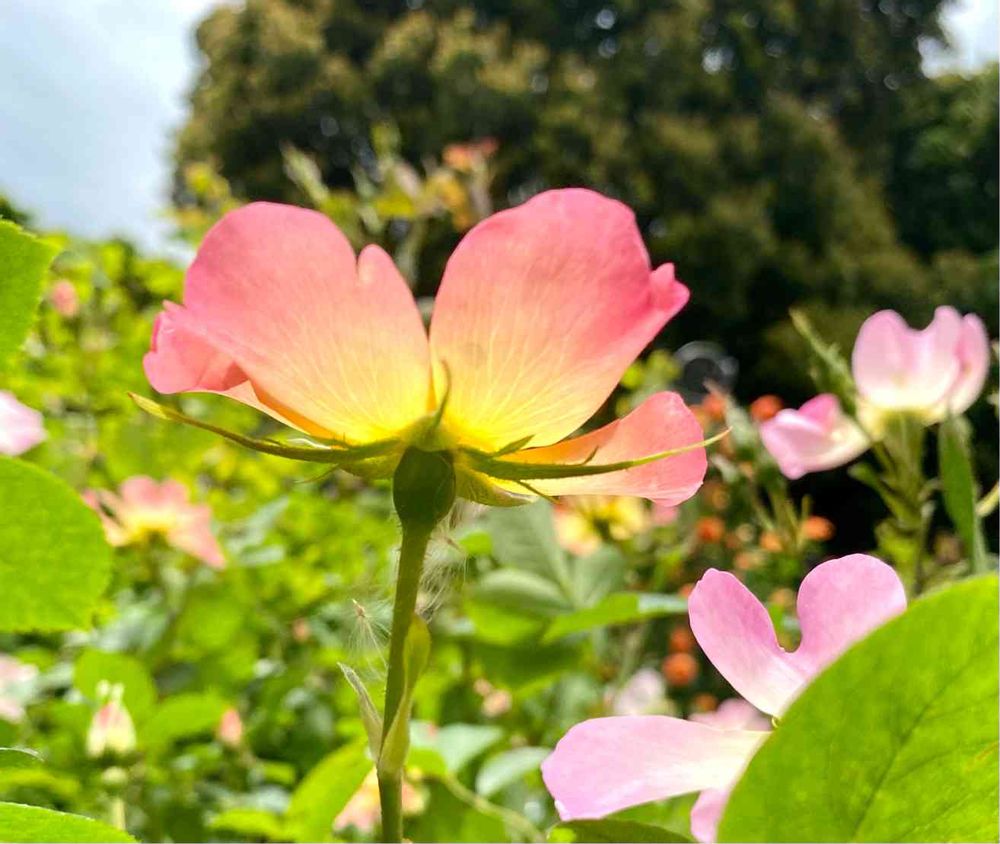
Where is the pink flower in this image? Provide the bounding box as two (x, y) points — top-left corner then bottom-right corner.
(853, 307), (990, 423)
(0, 391), (46, 456)
(541, 555), (907, 841)
(0, 655), (38, 723)
(217, 707), (244, 747)
(759, 394), (869, 480)
(49, 279), (80, 318)
(611, 668), (666, 716)
(83, 476), (225, 568)
(142, 191), (706, 506)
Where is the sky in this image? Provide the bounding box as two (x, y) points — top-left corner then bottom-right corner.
(0, 0), (996, 255)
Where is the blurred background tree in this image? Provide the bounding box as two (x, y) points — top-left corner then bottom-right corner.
(174, 0), (997, 402)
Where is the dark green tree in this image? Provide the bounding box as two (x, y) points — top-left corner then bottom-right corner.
(174, 0), (994, 399)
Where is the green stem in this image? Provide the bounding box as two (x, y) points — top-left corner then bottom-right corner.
(377, 447), (456, 843)
(378, 523), (430, 842)
(382, 524), (431, 751)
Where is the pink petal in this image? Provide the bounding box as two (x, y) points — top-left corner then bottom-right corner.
(0, 391), (46, 456)
(690, 787), (732, 843)
(145, 203), (432, 445)
(170, 505), (226, 569)
(759, 394), (870, 479)
(690, 556), (906, 716)
(429, 188), (688, 451)
(947, 314), (990, 416)
(688, 570), (806, 716)
(541, 716), (766, 820)
(498, 392), (707, 504)
(689, 698), (770, 732)
(852, 308), (964, 415)
(788, 554), (907, 678)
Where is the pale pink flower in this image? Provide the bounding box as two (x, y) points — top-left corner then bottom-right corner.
(611, 668), (666, 717)
(86, 684), (136, 758)
(142, 192), (707, 506)
(853, 307), (989, 423)
(0, 391), (46, 456)
(49, 279), (80, 318)
(542, 555), (907, 841)
(83, 476), (225, 568)
(0, 655), (38, 722)
(334, 769), (424, 834)
(217, 707), (244, 747)
(759, 394), (869, 480)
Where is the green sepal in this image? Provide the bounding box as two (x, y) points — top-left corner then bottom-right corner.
(130, 393), (398, 464)
(339, 663), (383, 760)
(377, 614), (430, 777)
(465, 429), (728, 482)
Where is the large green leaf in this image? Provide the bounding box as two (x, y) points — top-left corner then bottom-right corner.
(938, 416), (989, 572)
(719, 576), (999, 842)
(0, 221), (57, 368)
(551, 819), (691, 842)
(0, 459), (112, 631)
(0, 802), (134, 842)
(543, 592), (687, 642)
(285, 741), (372, 842)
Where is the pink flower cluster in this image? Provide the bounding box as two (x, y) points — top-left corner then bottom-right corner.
(761, 307), (990, 478)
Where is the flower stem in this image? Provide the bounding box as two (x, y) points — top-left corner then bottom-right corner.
(378, 448), (456, 842)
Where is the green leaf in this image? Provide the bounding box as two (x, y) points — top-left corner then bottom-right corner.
(0, 221), (57, 368)
(0, 802), (134, 842)
(141, 693), (228, 750)
(719, 575), (999, 842)
(0, 459), (112, 632)
(472, 569), (572, 617)
(486, 501), (567, 581)
(475, 747), (550, 797)
(74, 650), (157, 723)
(209, 808), (286, 841)
(550, 819), (691, 842)
(543, 592), (687, 642)
(938, 416), (989, 572)
(285, 741), (372, 843)
(411, 722), (504, 774)
(0, 749), (42, 770)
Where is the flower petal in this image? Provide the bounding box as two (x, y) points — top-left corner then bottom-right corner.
(144, 203), (431, 444)
(852, 308), (963, 415)
(690, 787), (732, 843)
(691, 556), (906, 716)
(788, 554), (906, 678)
(430, 188), (688, 451)
(946, 313), (990, 416)
(541, 716), (766, 820)
(688, 570), (806, 716)
(0, 391), (46, 456)
(759, 394), (869, 480)
(497, 392), (707, 503)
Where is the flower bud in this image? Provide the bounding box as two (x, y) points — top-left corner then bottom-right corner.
(87, 684), (136, 759)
